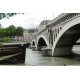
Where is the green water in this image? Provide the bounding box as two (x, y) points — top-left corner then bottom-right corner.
(25, 45), (80, 66)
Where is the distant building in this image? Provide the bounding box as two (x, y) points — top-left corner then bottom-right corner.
(13, 29), (29, 42)
(27, 20), (52, 40)
(38, 20), (51, 32)
(13, 20), (52, 42)
(28, 29), (38, 41)
(23, 29), (29, 42)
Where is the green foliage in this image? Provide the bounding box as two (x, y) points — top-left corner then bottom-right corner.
(0, 25), (24, 39)
(0, 28), (6, 37)
(0, 13), (16, 19)
(0, 13), (24, 19)
(16, 26), (24, 36)
(6, 25), (16, 37)
(0, 13), (24, 42)
(3, 37), (12, 42)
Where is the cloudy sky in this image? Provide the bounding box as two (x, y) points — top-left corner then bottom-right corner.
(0, 13), (60, 29)
(0, 0), (79, 29)
(0, 14), (39, 29)
(0, 0), (63, 29)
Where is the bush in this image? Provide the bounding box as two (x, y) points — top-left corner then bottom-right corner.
(3, 37), (12, 42)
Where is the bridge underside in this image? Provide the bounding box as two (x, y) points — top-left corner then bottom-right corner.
(53, 24), (80, 56)
(37, 37), (47, 50)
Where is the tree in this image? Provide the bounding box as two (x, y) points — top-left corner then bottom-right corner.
(6, 25), (16, 37)
(0, 25), (24, 38)
(0, 13), (24, 19)
(0, 28), (5, 37)
(0, 13), (24, 42)
(16, 26), (24, 36)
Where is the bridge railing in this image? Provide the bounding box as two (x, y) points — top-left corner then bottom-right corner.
(47, 13), (80, 28)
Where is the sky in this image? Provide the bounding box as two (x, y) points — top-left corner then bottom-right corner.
(0, 13), (60, 29)
(0, 0), (80, 29)
(0, 0), (63, 29)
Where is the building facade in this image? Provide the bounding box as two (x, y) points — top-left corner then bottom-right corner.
(38, 20), (51, 32)
(13, 29), (29, 42)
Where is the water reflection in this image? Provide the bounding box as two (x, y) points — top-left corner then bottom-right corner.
(25, 45), (80, 66)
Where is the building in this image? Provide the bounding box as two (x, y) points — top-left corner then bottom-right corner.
(38, 20), (51, 32)
(13, 29), (29, 42)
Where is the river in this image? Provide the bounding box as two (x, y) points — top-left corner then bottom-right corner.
(25, 45), (80, 66)
(0, 45), (80, 66)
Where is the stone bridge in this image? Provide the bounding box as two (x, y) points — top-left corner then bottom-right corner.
(30, 13), (80, 56)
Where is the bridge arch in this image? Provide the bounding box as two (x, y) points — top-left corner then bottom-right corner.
(31, 40), (37, 50)
(32, 41), (35, 46)
(52, 17), (80, 56)
(37, 35), (49, 50)
(32, 40), (36, 47)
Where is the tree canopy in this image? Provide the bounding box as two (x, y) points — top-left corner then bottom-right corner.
(16, 26), (24, 36)
(0, 13), (24, 42)
(0, 13), (24, 19)
(6, 25), (17, 37)
(0, 25), (24, 38)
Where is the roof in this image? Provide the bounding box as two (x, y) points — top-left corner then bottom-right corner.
(39, 20), (51, 26)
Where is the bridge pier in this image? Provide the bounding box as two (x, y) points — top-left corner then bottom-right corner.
(29, 45), (31, 49)
(37, 46), (43, 51)
(52, 47), (72, 57)
(41, 46), (52, 56)
(32, 46), (37, 51)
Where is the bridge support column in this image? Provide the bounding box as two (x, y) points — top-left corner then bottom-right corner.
(32, 46), (37, 51)
(41, 46), (52, 56)
(52, 47), (72, 57)
(37, 46), (43, 51)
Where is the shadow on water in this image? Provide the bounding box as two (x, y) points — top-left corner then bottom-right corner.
(52, 47), (80, 66)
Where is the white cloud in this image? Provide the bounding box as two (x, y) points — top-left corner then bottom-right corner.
(0, 12), (60, 29)
(0, 0), (62, 29)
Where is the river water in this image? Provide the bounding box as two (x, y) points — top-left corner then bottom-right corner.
(25, 45), (80, 66)
(0, 45), (80, 66)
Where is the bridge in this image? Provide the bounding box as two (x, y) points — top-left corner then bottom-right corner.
(30, 13), (80, 57)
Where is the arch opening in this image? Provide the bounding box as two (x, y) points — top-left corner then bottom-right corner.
(53, 23), (80, 56)
(32, 41), (35, 46)
(37, 37), (47, 50)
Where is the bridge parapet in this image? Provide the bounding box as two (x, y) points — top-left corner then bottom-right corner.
(47, 13), (80, 28)
(47, 13), (80, 43)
